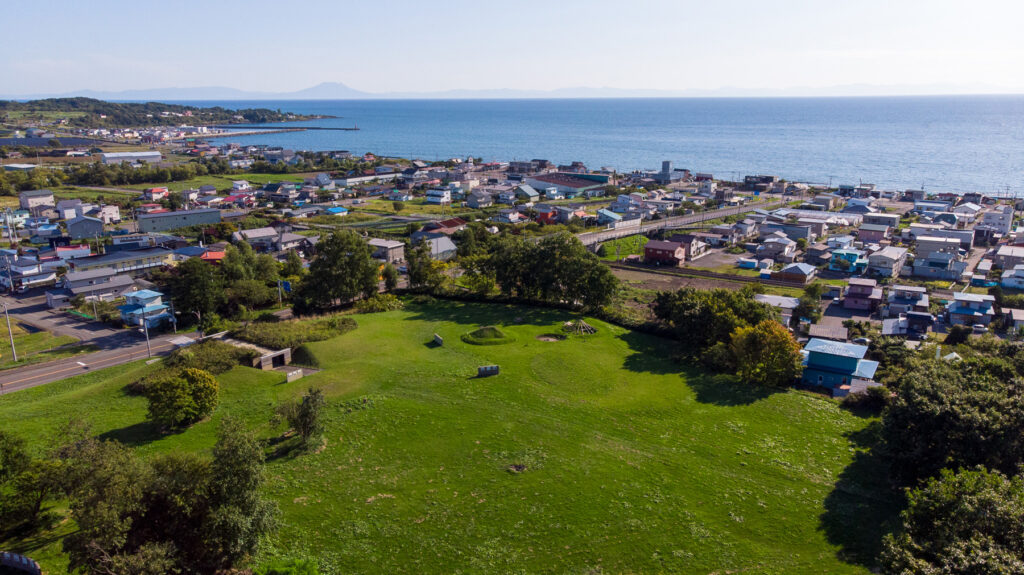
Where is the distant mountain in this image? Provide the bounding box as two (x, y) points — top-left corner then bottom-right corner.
(2, 82), (1016, 101)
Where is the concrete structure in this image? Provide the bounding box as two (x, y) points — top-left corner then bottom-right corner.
(18, 189), (54, 210)
(982, 205), (1014, 235)
(137, 208), (221, 233)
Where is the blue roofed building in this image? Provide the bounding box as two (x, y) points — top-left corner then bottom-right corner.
(597, 209), (622, 225)
(118, 289), (172, 328)
(801, 338), (880, 397)
(829, 248), (868, 273)
(945, 292), (996, 326)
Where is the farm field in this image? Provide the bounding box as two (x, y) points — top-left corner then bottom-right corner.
(0, 301), (892, 574)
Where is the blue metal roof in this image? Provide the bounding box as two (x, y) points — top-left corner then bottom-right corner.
(804, 338), (868, 359)
(127, 289), (163, 299)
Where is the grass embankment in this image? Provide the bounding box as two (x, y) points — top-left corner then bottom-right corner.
(0, 301), (892, 574)
(598, 235), (648, 261)
(0, 322), (95, 370)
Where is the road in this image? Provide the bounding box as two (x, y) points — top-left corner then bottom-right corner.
(0, 293), (184, 395)
(576, 200), (784, 246)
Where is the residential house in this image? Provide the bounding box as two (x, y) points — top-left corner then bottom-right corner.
(137, 209), (222, 233)
(800, 339), (880, 397)
(368, 238), (405, 263)
(775, 262), (818, 284)
(844, 278), (883, 311)
(734, 219), (759, 240)
(232, 180), (251, 191)
(757, 235), (797, 262)
(812, 193), (844, 210)
(945, 292), (996, 326)
(597, 209), (622, 226)
(753, 294), (800, 326)
(142, 187), (169, 201)
(65, 216), (104, 240)
(0, 257), (57, 291)
(387, 190), (414, 202)
(994, 245), (1024, 270)
(982, 205), (1014, 235)
(867, 246), (908, 278)
(88, 205), (121, 224)
(421, 236), (458, 261)
(830, 249), (868, 274)
(68, 247), (174, 275)
(425, 188), (451, 205)
(805, 243), (832, 266)
(19, 189), (54, 210)
(827, 235), (855, 250)
(667, 234), (708, 261)
(118, 289), (171, 328)
(644, 240), (685, 266)
(857, 223), (891, 243)
(514, 184), (540, 203)
(491, 209), (527, 224)
(862, 213), (901, 228)
(1001, 265), (1024, 289)
(45, 267), (135, 308)
(467, 191), (494, 209)
(1003, 308), (1024, 331)
(885, 285), (929, 317)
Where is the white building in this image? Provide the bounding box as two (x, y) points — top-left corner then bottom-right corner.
(982, 205), (1014, 235)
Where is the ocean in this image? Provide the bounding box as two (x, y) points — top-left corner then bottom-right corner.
(178, 96), (1024, 194)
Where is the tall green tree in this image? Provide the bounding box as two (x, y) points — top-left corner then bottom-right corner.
(145, 369), (219, 429)
(169, 257), (223, 320)
(882, 467), (1024, 574)
(276, 388), (326, 448)
(293, 231), (378, 313)
(730, 320), (803, 386)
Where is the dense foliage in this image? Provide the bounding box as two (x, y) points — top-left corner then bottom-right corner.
(652, 286), (776, 352)
(730, 320), (803, 386)
(882, 467), (1024, 574)
(145, 368), (220, 429)
(232, 315), (356, 350)
(292, 231), (379, 314)
(165, 340), (257, 374)
(276, 388), (326, 448)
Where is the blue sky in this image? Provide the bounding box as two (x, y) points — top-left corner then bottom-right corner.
(4, 0), (1024, 95)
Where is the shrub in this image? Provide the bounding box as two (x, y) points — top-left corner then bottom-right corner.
(232, 315), (357, 350)
(145, 368), (219, 428)
(165, 341), (257, 374)
(945, 325), (972, 345)
(355, 294), (405, 314)
(841, 385), (890, 413)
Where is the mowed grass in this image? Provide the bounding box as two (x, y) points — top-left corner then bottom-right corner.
(0, 322), (92, 370)
(599, 235), (649, 261)
(0, 301), (892, 574)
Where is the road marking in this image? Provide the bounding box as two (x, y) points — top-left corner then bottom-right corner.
(2, 340), (177, 388)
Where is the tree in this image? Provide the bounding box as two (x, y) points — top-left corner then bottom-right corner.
(169, 257), (223, 320)
(406, 240), (447, 292)
(653, 287), (777, 352)
(945, 324), (972, 345)
(795, 237), (808, 250)
(392, 201), (405, 213)
(381, 263), (399, 292)
(202, 417), (278, 572)
(281, 250), (305, 277)
(792, 282), (824, 327)
(145, 369), (219, 429)
(293, 231), (378, 313)
(882, 467), (1024, 574)
(226, 279), (275, 310)
(0, 429), (30, 483)
(730, 320), (803, 386)
(275, 388), (326, 448)
(881, 360), (1024, 487)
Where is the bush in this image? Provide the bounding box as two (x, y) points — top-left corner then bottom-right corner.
(145, 368), (219, 428)
(699, 341), (736, 372)
(232, 315), (357, 349)
(355, 294), (405, 314)
(165, 341), (257, 374)
(945, 325), (972, 345)
(841, 385), (890, 413)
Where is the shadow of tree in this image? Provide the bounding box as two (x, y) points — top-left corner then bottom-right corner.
(617, 330), (679, 375)
(819, 421), (903, 569)
(686, 372), (783, 406)
(97, 420), (169, 448)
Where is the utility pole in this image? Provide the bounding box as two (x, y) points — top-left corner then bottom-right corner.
(2, 300), (16, 363)
(141, 318), (152, 358)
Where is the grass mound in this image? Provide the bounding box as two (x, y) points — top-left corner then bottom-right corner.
(232, 315), (356, 349)
(461, 325), (516, 345)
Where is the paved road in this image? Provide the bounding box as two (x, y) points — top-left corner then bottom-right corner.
(576, 201), (784, 246)
(1, 294), (123, 342)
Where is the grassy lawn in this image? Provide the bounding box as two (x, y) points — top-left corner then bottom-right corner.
(691, 264), (764, 278)
(52, 185), (141, 203)
(599, 235), (649, 261)
(0, 322), (94, 370)
(0, 301), (891, 574)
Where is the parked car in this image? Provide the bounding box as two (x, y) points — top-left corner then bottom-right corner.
(973, 324), (989, 334)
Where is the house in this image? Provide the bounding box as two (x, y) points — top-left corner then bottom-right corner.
(467, 191), (494, 209)
(753, 294), (800, 325)
(666, 234), (708, 261)
(597, 209), (622, 225)
(387, 190), (414, 202)
(801, 339), (880, 398)
(0, 257), (57, 291)
(867, 246), (908, 278)
(45, 267), (135, 308)
(68, 247), (174, 275)
(882, 312), (934, 338)
(812, 193), (844, 210)
(829, 249), (868, 274)
(491, 209), (527, 224)
(425, 188), (451, 205)
(368, 238), (405, 263)
(142, 187), (169, 201)
(514, 184), (540, 202)
(523, 173), (608, 198)
(644, 240), (685, 266)
(808, 324), (849, 341)
(232, 180), (251, 191)
(1003, 308), (1024, 331)
(118, 289), (171, 328)
(945, 292), (996, 326)
(994, 245), (1024, 270)
(862, 213), (901, 228)
(844, 278), (883, 311)
(1001, 265), (1024, 289)
(913, 251), (968, 280)
(65, 216), (104, 240)
(88, 204), (121, 224)
(982, 205), (1014, 235)
(857, 223), (891, 243)
(756, 235), (797, 262)
(885, 285), (929, 317)
(827, 235), (855, 250)
(421, 236), (458, 261)
(19, 189), (54, 210)
(775, 262), (818, 285)
(806, 243), (832, 265)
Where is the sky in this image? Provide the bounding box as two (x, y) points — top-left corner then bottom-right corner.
(4, 0), (1024, 96)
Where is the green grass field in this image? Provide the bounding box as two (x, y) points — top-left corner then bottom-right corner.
(599, 235), (649, 261)
(0, 301), (892, 574)
(0, 322), (92, 370)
